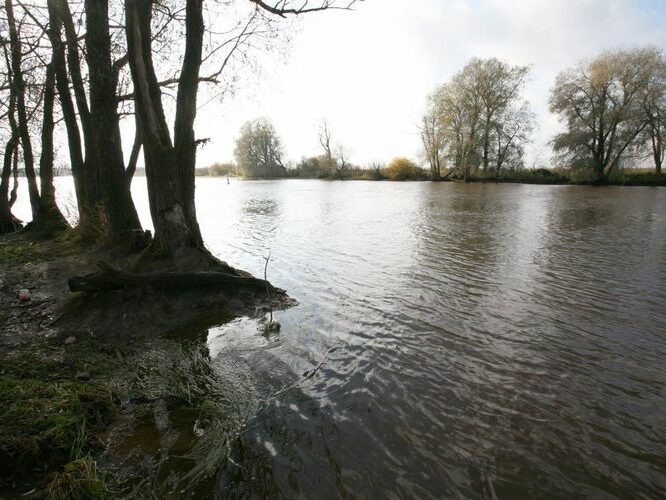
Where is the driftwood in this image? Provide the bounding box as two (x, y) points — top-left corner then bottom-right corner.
(68, 261), (272, 293)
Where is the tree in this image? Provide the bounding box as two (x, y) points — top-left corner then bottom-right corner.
(474, 58), (530, 171)
(234, 118), (287, 178)
(5, 0), (40, 221)
(125, 0), (356, 270)
(3, 0), (67, 232)
(490, 102), (534, 174)
(85, 0), (142, 239)
(318, 119), (335, 174)
(429, 58), (533, 182)
(638, 50), (666, 173)
(550, 48), (660, 182)
(420, 99), (446, 180)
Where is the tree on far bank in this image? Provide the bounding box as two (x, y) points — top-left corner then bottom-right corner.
(550, 47), (664, 182)
(427, 57), (533, 182)
(234, 118), (287, 178)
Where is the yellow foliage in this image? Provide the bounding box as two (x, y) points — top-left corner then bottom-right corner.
(383, 157), (424, 181)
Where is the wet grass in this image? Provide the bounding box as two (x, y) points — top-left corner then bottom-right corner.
(0, 333), (265, 498)
(0, 339), (119, 497)
(0, 230), (89, 267)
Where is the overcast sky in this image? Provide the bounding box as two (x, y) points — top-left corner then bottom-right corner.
(191, 0), (666, 168)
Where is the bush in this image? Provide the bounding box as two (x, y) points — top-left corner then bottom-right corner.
(383, 157), (428, 181)
(615, 170), (666, 186)
(205, 162), (238, 177)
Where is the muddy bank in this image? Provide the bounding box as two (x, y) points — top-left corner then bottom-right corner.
(0, 233), (295, 497)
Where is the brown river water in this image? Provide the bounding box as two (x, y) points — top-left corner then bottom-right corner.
(14, 179), (666, 498)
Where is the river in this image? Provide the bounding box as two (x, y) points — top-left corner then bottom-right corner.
(13, 178), (666, 497)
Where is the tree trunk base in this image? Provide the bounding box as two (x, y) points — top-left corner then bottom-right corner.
(0, 213), (23, 235)
(133, 239), (240, 275)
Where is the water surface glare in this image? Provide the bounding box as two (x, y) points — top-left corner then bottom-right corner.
(17, 179), (666, 497)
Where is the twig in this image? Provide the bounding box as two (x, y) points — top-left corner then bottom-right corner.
(269, 345), (337, 399)
(263, 252), (272, 322)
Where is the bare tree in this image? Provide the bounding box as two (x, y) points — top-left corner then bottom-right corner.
(318, 118), (335, 174)
(335, 143), (350, 178)
(420, 100), (446, 180)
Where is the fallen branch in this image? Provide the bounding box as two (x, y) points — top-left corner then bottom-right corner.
(68, 261), (272, 293)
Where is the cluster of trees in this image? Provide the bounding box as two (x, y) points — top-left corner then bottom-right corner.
(0, 0), (355, 268)
(421, 58), (534, 182)
(422, 48), (666, 184)
(232, 118), (354, 179)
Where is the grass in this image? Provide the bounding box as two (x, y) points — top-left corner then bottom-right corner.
(47, 456), (107, 500)
(0, 229), (91, 268)
(0, 332), (264, 497)
(0, 339), (119, 496)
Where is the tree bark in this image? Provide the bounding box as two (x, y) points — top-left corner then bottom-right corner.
(85, 0), (142, 239)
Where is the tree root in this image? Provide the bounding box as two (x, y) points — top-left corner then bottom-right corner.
(68, 261), (274, 293)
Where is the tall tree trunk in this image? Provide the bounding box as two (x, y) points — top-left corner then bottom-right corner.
(174, 0), (205, 245)
(126, 116), (142, 184)
(5, 0), (40, 220)
(37, 62), (68, 231)
(653, 130), (663, 174)
(0, 59), (20, 233)
(0, 137), (20, 233)
(126, 0), (224, 270)
(9, 143), (19, 208)
(47, 0), (87, 220)
(482, 118), (491, 171)
(54, 0), (101, 214)
(86, 0), (142, 239)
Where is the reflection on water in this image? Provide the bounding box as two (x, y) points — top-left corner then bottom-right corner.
(14, 179), (666, 497)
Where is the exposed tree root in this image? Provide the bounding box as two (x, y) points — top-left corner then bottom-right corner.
(68, 261), (274, 294)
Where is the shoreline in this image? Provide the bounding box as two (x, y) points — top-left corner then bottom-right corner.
(0, 234), (293, 497)
(192, 173), (666, 187)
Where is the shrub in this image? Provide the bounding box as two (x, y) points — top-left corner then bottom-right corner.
(206, 162), (238, 177)
(383, 157), (427, 181)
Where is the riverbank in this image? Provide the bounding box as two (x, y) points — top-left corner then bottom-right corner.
(0, 234), (293, 497)
(195, 168), (666, 186)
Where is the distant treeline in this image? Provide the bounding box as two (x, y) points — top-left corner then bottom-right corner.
(196, 160), (666, 186)
(205, 47), (666, 187)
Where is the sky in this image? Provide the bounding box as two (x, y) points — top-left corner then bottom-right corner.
(190, 0), (666, 168)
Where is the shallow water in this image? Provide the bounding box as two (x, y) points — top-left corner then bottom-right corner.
(14, 178), (666, 497)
